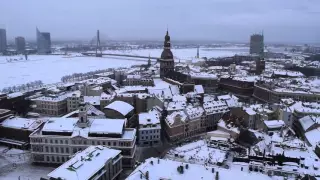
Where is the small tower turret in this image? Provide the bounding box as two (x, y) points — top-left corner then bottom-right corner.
(77, 102), (89, 128)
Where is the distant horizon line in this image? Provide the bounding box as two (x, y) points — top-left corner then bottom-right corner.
(5, 37), (319, 46)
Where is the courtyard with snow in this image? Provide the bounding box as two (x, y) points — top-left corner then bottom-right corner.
(165, 140), (228, 166)
(0, 146), (54, 180)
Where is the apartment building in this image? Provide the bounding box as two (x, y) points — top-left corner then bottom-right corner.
(123, 75), (154, 86)
(32, 91), (80, 116)
(164, 100), (230, 142)
(253, 80), (320, 103)
(46, 146), (122, 180)
(67, 92), (82, 112)
(138, 108), (161, 146)
(29, 104), (137, 168)
(203, 100), (229, 131)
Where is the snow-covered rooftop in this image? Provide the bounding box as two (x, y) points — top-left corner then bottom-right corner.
(83, 96), (100, 106)
(34, 91), (81, 102)
(305, 127), (320, 147)
(0, 117), (43, 131)
(89, 119), (125, 135)
(47, 146), (121, 180)
(172, 95), (187, 102)
(80, 77), (115, 86)
(217, 94), (239, 101)
(185, 106), (204, 119)
(263, 120), (285, 129)
(203, 101), (229, 115)
(100, 92), (115, 101)
(194, 85), (204, 94)
(232, 76), (259, 82)
(43, 118), (77, 133)
(189, 72), (218, 80)
(264, 69), (304, 78)
(0, 109), (11, 114)
(127, 74), (141, 79)
(104, 101), (134, 116)
(166, 111), (188, 126)
(7, 92), (24, 99)
(63, 104), (105, 118)
(167, 101), (187, 111)
(41, 117), (134, 139)
(127, 158), (273, 180)
(298, 116), (320, 132)
(139, 108), (160, 125)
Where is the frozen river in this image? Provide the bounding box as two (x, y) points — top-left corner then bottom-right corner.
(0, 47), (248, 90)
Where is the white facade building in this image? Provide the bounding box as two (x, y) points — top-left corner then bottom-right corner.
(80, 83), (103, 96)
(138, 108), (161, 146)
(47, 146), (122, 180)
(29, 104), (137, 168)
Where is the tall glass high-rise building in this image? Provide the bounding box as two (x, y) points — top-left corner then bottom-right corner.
(249, 34), (264, 57)
(15, 36), (26, 53)
(0, 29), (7, 53)
(36, 28), (51, 54)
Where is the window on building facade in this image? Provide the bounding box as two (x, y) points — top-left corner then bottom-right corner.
(113, 142), (116, 146)
(46, 156), (49, 161)
(51, 156), (55, 162)
(51, 147), (54, 152)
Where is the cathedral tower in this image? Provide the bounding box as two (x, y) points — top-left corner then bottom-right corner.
(159, 30), (175, 78)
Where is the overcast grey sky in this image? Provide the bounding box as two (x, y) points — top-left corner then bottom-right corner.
(1, 0), (319, 43)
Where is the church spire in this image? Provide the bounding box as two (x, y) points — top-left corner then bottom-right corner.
(164, 29), (171, 49)
(148, 53), (151, 66)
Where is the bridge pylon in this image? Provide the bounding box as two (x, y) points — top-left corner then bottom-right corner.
(96, 30), (102, 57)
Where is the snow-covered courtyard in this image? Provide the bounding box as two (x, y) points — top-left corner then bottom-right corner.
(165, 140), (227, 166)
(0, 146), (54, 180)
(0, 47), (247, 90)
